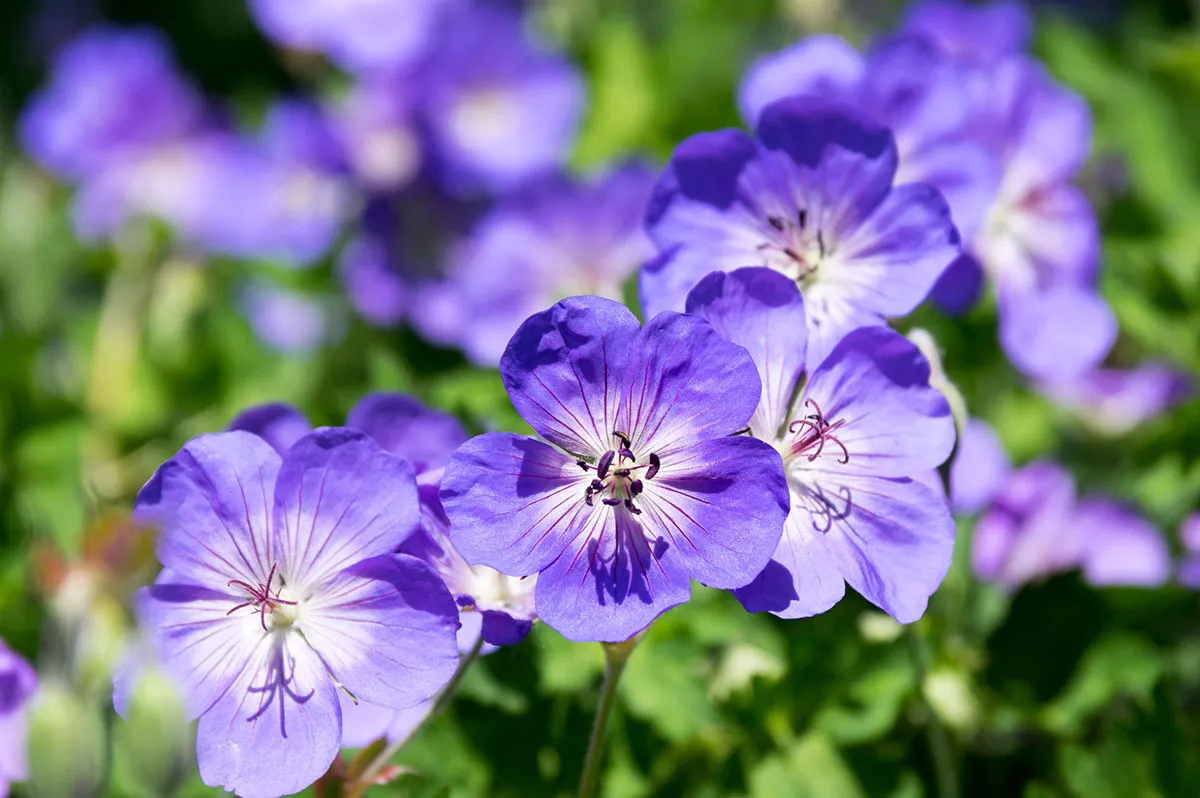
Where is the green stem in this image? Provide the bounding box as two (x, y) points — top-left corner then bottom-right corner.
(577, 637), (640, 798)
(346, 635), (484, 796)
(906, 628), (959, 798)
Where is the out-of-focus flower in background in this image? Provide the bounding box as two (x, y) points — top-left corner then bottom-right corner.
(1072, 497), (1171, 588)
(239, 282), (343, 354)
(1040, 363), (1194, 435)
(0, 639), (37, 796)
(950, 418), (1011, 515)
(1177, 515), (1200, 588)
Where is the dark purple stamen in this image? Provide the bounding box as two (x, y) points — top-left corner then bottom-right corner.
(596, 450), (615, 479)
(226, 563), (297, 632)
(646, 453), (661, 480)
(602, 497), (622, 506)
(579, 431), (662, 514)
(789, 398), (850, 464)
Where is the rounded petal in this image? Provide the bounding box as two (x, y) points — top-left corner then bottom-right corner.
(346, 392), (468, 473)
(440, 433), (590, 575)
(738, 35), (864, 124)
(801, 326), (955, 477)
(930, 253), (985, 315)
(134, 431), (281, 589)
(274, 428), (419, 592)
(1182, 514), (1200, 554)
(950, 419), (1011, 514)
(617, 311), (763, 454)
(227, 403), (313, 455)
(685, 267), (808, 440)
(903, 0), (1032, 64)
(339, 692), (407, 749)
(1075, 499), (1171, 588)
(195, 635), (340, 798)
(897, 138), (999, 240)
(500, 295), (641, 456)
(300, 554), (460, 710)
(534, 512), (693, 643)
(640, 436), (789, 588)
(999, 285), (1116, 379)
(733, 513), (846, 618)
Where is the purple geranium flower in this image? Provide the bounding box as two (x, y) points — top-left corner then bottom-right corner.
(950, 418), (1011, 515)
(1040, 364), (1194, 436)
(1177, 514), (1200, 589)
(0, 639), (36, 796)
(440, 296), (790, 642)
(409, 163), (656, 365)
(249, 0), (453, 74)
(641, 97), (960, 369)
(416, 4), (585, 195)
(133, 428), (461, 798)
(332, 73), (423, 193)
(902, 0), (1032, 65)
(1073, 498), (1170, 588)
(739, 34), (999, 239)
(19, 25), (201, 181)
(240, 283), (342, 354)
(686, 268), (956, 622)
(971, 460), (1081, 590)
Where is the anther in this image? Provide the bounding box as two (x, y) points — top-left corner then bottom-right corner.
(602, 497), (623, 506)
(613, 430), (632, 449)
(646, 453), (661, 480)
(624, 498), (642, 515)
(798, 209), (807, 229)
(577, 459), (589, 471)
(630, 480), (644, 496)
(768, 216), (786, 231)
(590, 479), (604, 492)
(597, 450), (615, 479)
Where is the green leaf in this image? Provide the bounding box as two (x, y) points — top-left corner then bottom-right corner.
(748, 733), (866, 798)
(1042, 634), (1163, 735)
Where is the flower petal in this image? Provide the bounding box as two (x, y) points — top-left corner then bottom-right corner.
(534, 510), (692, 642)
(195, 634), (340, 798)
(500, 295), (641, 456)
(950, 419), (1011, 514)
(998, 284), (1116, 380)
(800, 326), (955, 477)
(640, 436), (789, 588)
(441, 432), (590, 575)
(737, 34), (864, 124)
(134, 431), (281, 588)
(1075, 499), (1171, 588)
(300, 554), (460, 710)
(227, 403), (313, 455)
(685, 267), (808, 441)
(346, 392), (468, 473)
(733, 513), (845, 618)
(274, 428), (419, 591)
(616, 311), (762, 454)
(339, 692), (433, 749)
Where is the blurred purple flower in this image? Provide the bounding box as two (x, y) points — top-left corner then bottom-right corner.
(739, 34), (999, 239)
(409, 163), (656, 365)
(1041, 364), (1194, 435)
(950, 418), (1011, 515)
(688, 269), (957, 623)
(249, 0), (453, 74)
(416, 4), (585, 195)
(642, 97), (961, 368)
(972, 460), (1081, 590)
(440, 296), (790, 642)
(332, 74), (423, 193)
(19, 25), (201, 180)
(1073, 498), (1170, 588)
(338, 234), (409, 327)
(1177, 514), (1200, 589)
(134, 429), (460, 798)
(902, 0), (1032, 65)
(240, 284), (341, 354)
(0, 639), (36, 795)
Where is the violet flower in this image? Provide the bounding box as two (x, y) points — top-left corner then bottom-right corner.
(440, 296), (790, 642)
(641, 96), (960, 369)
(0, 639), (36, 796)
(949, 418), (1011, 515)
(133, 428), (461, 798)
(687, 268), (957, 622)
(902, 0), (1032, 66)
(1040, 364), (1194, 435)
(1073, 498), (1170, 588)
(409, 163), (656, 365)
(1177, 515), (1200, 589)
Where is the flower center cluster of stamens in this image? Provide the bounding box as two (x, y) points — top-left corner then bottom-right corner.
(577, 430), (662, 515)
(226, 562), (298, 632)
(757, 210), (827, 284)
(789, 398), (850, 464)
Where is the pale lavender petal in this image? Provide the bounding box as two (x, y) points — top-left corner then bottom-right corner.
(1181, 514), (1200, 554)
(227, 403), (313, 455)
(1178, 556), (1200, 589)
(734, 513), (845, 618)
(440, 433), (590, 576)
(347, 393), (468, 473)
(685, 267), (808, 440)
(195, 635), (340, 798)
(616, 311), (763, 454)
(500, 296), (641, 456)
(738, 35), (864, 123)
(1075, 499), (1171, 588)
(338, 693), (402, 749)
(300, 554), (460, 710)
(134, 431), (281, 589)
(0, 640), (35, 785)
(903, 0), (1032, 64)
(999, 285), (1116, 380)
(273, 428), (419, 592)
(1040, 364), (1194, 436)
(950, 419), (1010, 514)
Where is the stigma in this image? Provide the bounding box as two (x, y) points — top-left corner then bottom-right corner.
(788, 398), (850, 464)
(576, 430), (662, 514)
(226, 563), (299, 631)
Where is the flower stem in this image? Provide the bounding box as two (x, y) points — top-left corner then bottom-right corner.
(345, 635), (484, 797)
(577, 636), (640, 798)
(905, 627), (959, 798)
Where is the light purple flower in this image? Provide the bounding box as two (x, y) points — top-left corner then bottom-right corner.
(641, 97), (961, 369)
(1073, 498), (1171, 588)
(440, 296), (790, 642)
(133, 428), (461, 798)
(19, 25), (201, 181)
(1178, 514), (1200, 589)
(1041, 364), (1194, 435)
(0, 639), (36, 795)
(416, 4), (585, 195)
(409, 163), (656, 365)
(249, 0), (453, 74)
(687, 268), (956, 622)
(332, 74), (423, 193)
(902, 0), (1032, 65)
(739, 34), (999, 239)
(950, 418), (1011, 515)
(971, 460), (1081, 590)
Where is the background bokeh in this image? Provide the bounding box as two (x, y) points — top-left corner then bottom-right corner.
(2, 0), (1200, 796)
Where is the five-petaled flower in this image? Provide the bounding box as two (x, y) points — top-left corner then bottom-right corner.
(133, 428), (461, 798)
(439, 296), (790, 643)
(641, 96), (961, 369)
(686, 268), (957, 622)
